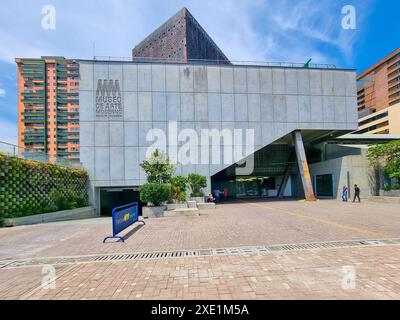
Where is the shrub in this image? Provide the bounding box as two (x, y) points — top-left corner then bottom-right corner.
(170, 176), (188, 202)
(187, 173), (207, 197)
(140, 183), (171, 207)
(49, 188), (67, 211)
(49, 187), (78, 211)
(75, 192), (89, 207)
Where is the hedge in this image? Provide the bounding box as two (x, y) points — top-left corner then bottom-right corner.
(0, 153), (89, 221)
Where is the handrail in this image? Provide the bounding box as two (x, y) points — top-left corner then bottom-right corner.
(92, 56), (337, 69)
(0, 140), (81, 168)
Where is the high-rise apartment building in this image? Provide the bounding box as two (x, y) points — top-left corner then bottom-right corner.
(357, 48), (400, 117)
(16, 56), (80, 161)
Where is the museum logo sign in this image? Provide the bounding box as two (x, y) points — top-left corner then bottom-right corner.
(95, 79), (123, 120)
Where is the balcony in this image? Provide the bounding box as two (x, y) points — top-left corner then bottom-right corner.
(23, 129), (45, 136)
(22, 97), (45, 104)
(56, 117), (70, 123)
(57, 109), (68, 116)
(358, 108), (375, 119)
(57, 130), (69, 136)
(23, 117), (45, 124)
(22, 110), (45, 116)
(57, 150), (69, 156)
(57, 136), (69, 142)
(23, 136), (45, 143)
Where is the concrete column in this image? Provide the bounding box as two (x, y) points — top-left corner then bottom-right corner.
(292, 130), (316, 201)
(278, 150), (294, 198)
(204, 177), (212, 197)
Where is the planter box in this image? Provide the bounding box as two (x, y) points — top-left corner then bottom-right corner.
(381, 190), (400, 197)
(187, 201), (197, 209)
(197, 203), (216, 210)
(167, 203), (188, 210)
(190, 196), (205, 204)
(3, 207), (96, 227)
(164, 208), (200, 217)
(142, 206), (166, 218)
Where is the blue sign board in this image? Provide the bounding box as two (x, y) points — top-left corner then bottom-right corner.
(103, 203), (145, 243)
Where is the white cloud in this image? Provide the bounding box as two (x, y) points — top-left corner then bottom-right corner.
(0, 117), (17, 145)
(0, 0), (373, 67)
(0, 87), (5, 97)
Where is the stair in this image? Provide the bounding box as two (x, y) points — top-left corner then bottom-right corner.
(163, 208), (200, 217)
(162, 200), (215, 218)
(197, 202), (216, 210)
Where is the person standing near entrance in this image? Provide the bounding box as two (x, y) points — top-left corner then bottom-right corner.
(223, 188), (229, 201)
(353, 184), (361, 203)
(213, 189), (222, 204)
(342, 185), (348, 202)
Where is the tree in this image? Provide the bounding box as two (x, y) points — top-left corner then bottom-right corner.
(367, 141), (400, 187)
(140, 183), (171, 207)
(187, 173), (207, 197)
(140, 149), (175, 184)
(170, 176), (188, 202)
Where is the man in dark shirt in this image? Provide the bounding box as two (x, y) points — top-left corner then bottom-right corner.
(353, 184), (361, 203)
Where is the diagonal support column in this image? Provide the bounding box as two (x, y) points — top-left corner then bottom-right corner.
(277, 150), (294, 198)
(292, 130), (316, 201)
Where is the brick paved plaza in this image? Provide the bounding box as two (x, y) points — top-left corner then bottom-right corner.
(1, 199), (400, 300)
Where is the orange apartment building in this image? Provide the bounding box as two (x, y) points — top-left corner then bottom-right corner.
(355, 48), (400, 134)
(16, 56), (80, 161)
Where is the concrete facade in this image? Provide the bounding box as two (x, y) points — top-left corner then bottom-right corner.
(78, 60), (358, 210)
(309, 154), (377, 200)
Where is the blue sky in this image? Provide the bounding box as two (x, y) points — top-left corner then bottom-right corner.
(0, 0), (399, 144)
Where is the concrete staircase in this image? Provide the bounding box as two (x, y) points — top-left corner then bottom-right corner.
(164, 200), (216, 217)
(164, 208), (200, 217)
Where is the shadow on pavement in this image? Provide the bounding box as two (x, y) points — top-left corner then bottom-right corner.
(121, 223), (145, 241)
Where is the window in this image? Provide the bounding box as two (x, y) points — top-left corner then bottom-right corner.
(359, 111), (388, 127)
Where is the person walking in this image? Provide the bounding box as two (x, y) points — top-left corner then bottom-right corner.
(341, 185), (348, 202)
(353, 184), (361, 203)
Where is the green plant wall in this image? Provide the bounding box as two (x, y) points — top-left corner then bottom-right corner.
(0, 153), (89, 220)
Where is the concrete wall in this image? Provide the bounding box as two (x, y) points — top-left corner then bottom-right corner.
(79, 60), (358, 204)
(309, 155), (377, 200)
(3, 207), (96, 227)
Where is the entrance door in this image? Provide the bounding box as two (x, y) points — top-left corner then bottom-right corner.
(100, 188), (141, 216)
(314, 174), (334, 197)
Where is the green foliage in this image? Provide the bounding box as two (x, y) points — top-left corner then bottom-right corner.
(367, 141), (400, 187)
(187, 173), (207, 197)
(0, 153), (89, 220)
(140, 149), (175, 184)
(383, 185), (400, 192)
(170, 176), (188, 202)
(49, 187), (82, 211)
(140, 183), (171, 207)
